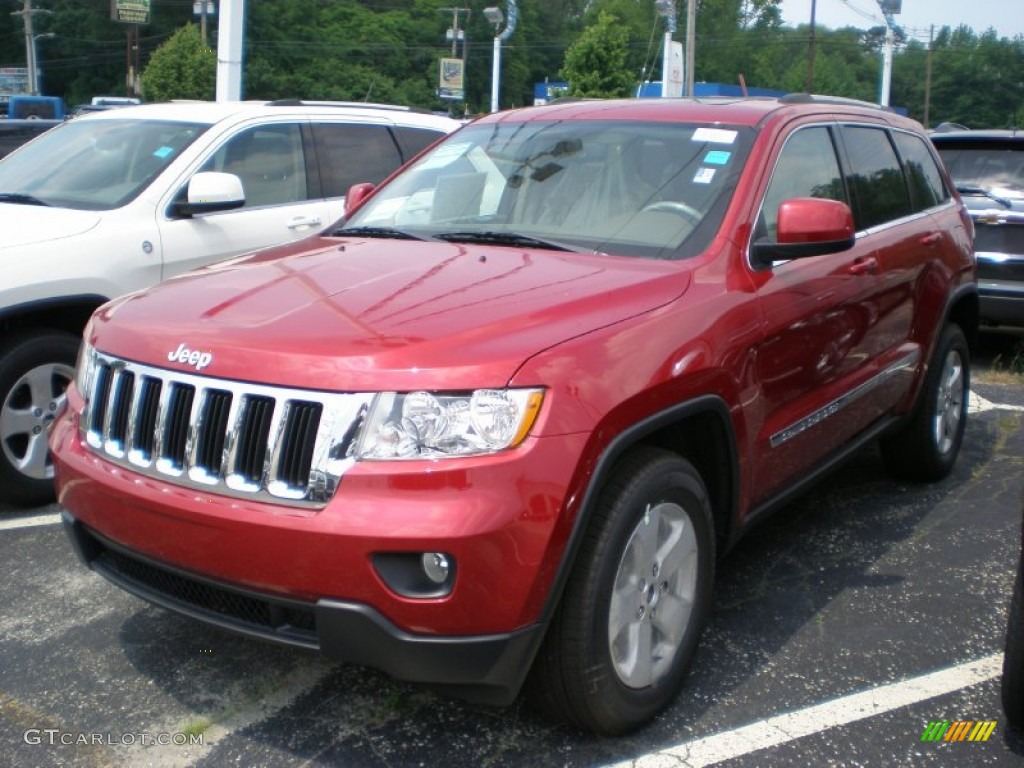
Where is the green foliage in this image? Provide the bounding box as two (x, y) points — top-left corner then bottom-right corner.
(561, 11), (636, 98)
(141, 25), (215, 102)
(1, 0), (1021, 127)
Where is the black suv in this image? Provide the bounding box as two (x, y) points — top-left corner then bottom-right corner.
(931, 128), (1024, 327)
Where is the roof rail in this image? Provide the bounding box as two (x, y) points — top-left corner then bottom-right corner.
(780, 93), (893, 112)
(265, 99), (432, 114)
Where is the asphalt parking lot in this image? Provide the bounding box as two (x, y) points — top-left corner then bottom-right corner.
(2, 333), (1023, 768)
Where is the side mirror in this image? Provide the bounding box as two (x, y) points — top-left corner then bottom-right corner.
(345, 182), (376, 216)
(171, 171), (245, 218)
(751, 197), (856, 267)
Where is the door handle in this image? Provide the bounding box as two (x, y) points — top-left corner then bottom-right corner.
(848, 256), (878, 276)
(920, 232), (942, 246)
(287, 216), (322, 229)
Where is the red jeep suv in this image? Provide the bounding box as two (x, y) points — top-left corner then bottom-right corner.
(51, 95), (976, 735)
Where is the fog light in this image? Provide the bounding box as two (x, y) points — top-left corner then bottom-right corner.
(421, 552), (451, 584)
(372, 552), (457, 598)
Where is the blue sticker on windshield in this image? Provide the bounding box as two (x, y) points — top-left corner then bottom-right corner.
(153, 146), (174, 159)
(704, 150), (731, 165)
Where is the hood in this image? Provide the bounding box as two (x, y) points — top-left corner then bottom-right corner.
(0, 204), (101, 248)
(91, 237), (690, 391)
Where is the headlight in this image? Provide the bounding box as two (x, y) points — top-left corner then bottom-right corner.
(356, 388), (544, 460)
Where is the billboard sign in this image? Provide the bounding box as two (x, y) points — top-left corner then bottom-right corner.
(438, 57), (464, 101)
(0, 67), (30, 103)
(111, 0), (152, 25)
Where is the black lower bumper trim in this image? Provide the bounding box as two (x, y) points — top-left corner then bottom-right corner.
(61, 510), (543, 706)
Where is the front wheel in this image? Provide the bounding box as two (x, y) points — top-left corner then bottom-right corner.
(0, 330), (79, 507)
(528, 447), (715, 735)
(881, 324), (969, 482)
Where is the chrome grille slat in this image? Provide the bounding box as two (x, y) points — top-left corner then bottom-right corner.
(128, 376), (162, 467)
(79, 351), (373, 508)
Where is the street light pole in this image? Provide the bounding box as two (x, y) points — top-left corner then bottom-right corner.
(32, 32), (55, 95)
(483, 1), (516, 113)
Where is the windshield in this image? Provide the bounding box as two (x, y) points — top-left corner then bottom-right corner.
(338, 119), (756, 259)
(0, 118), (208, 210)
(935, 144), (1024, 210)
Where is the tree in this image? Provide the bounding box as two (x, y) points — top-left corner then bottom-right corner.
(561, 11), (635, 98)
(141, 24), (215, 102)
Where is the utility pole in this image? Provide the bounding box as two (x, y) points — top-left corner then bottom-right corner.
(805, 0), (817, 93)
(11, 0), (51, 97)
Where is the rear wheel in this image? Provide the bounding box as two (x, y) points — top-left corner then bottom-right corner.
(881, 324), (969, 482)
(528, 447), (715, 735)
(0, 331), (79, 506)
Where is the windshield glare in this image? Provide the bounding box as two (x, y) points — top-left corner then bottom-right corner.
(343, 120), (755, 259)
(0, 118), (207, 210)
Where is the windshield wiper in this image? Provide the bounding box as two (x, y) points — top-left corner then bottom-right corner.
(433, 230), (586, 252)
(956, 184), (1012, 209)
(0, 193), (49, 207)
(331, 225), (435, 241)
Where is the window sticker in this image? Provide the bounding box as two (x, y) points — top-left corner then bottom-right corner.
(703, 150), (731, 165)
(693, 167), (716, 184)
(692, 128), (737, 145)
(153, 146), (174, 159)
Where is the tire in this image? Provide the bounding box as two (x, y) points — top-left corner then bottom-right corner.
(881, 324), (969, 482)
(1003, 519), (1024, 730)
(527, 447), (715, 735)
(0, 330), (80, 507)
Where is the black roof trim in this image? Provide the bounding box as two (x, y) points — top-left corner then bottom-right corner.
(780, 93), (894, 112)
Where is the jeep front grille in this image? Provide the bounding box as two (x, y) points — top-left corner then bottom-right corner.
(78, 350), (374, 507)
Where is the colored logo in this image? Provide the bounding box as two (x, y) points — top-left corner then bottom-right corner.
(921, 720), (997, 742)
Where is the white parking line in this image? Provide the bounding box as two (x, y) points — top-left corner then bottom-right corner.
(0, 512), (61, 531)
(609, 653), (1003, 767)
(970, 391), (1024, 413)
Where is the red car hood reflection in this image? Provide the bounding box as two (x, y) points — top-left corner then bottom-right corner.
(92, 237), (690, 391)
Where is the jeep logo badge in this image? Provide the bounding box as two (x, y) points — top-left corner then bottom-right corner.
(167, 342), (213, 371)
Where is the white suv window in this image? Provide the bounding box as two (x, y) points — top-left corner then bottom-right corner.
(201, 123), (307, 208)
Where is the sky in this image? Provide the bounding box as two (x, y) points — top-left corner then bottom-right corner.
(779, 0), (1024, 44)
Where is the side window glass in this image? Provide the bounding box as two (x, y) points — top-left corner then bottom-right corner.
(393, 126), (446, 162)
(840, 125), (912, 229)
(201, 123), (306, 208)
(312, 124), (402, 198)
(758, 126), (846, 242)
(893, 131), (950, 211)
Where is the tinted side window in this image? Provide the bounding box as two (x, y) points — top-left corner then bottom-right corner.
(393, 126), (446, 161)
(758, 125), (847, 242)
(894, 131), (950, 211)
(840, 126), (911, 229)
(201, 123), (307, 208)
(312, 123), (403, 198)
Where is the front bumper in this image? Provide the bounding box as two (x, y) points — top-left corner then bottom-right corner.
(978, 278), (1024, 327)
(51, 393), (588, 704)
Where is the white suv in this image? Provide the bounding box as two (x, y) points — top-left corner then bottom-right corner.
(0, 100), (461, 505)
